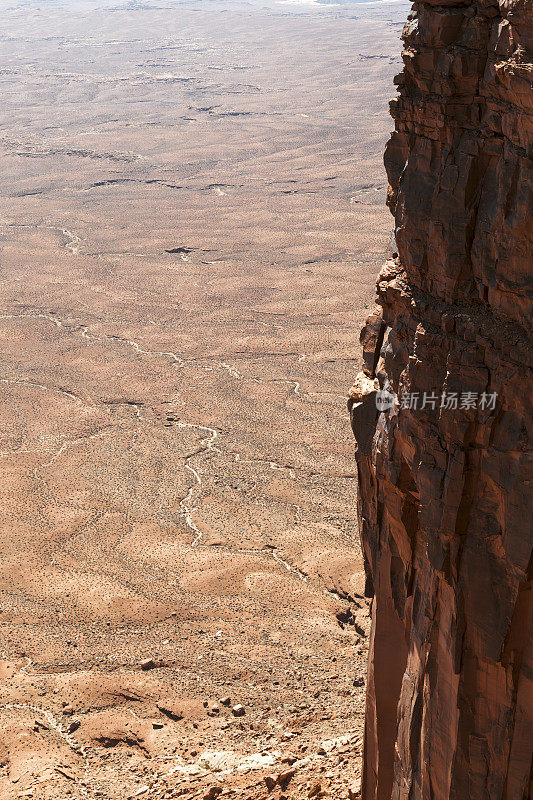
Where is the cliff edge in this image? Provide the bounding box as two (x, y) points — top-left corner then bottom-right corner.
(349, 0), (533, 797)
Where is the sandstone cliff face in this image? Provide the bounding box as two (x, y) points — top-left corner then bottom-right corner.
(349, 0), (533, 798)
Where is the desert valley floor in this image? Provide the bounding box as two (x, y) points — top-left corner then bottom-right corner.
(0, 0), (408, 797)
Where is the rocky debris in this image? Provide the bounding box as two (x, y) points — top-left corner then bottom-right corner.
(156, 702), (183, 721)
(281, 753), (297, 765)
(348, 777), (361, 799)
(231, 703), (245, 717)
(203, 786), (223, 800)
(91, 726), (148, 753)
(139, 658), (155, 671)
(81, 710), (152, 754)
(277, 767), (296, 788)
(350, 0), (533, 797)
(263, 766), (298, 793)
(264, 775), (277, 791)
(156, 696), (206, 722)
(54, 764), (76, 781)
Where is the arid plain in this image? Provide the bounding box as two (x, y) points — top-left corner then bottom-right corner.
(0, 1), (407, 797)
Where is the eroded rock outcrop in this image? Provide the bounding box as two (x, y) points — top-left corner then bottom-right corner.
(349, 0), (532, 797)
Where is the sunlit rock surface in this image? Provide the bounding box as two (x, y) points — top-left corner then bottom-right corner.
(350, 0), (532, 797)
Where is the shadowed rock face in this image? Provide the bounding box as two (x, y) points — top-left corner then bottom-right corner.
(349, 0), (532, 798)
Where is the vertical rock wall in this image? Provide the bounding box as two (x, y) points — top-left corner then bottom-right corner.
(349, 0), (532, 798)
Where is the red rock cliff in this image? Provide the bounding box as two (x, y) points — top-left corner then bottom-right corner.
(349, 0), (533, 797)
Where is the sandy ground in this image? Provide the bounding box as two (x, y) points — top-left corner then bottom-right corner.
(0, 0), (408, 797)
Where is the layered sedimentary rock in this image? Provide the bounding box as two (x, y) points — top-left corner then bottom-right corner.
(349, 0), (533, 798)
